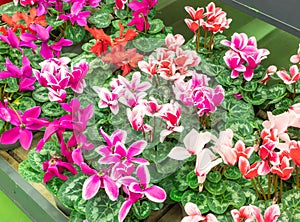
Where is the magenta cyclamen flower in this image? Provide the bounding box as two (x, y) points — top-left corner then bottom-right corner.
(0, 106), (49, 150)
(221, 32), (270, 81)
(34, 57), (88, 102)
(93, 86), (119, 114)
(59, 1), (91, 26)
(0, 55), (36, 91)
(42, 156), (78, 183)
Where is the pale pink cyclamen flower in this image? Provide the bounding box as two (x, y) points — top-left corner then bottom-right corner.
(261, 65), (277, 84)
(231, 204), (280, 222)
(181, 202), (218, 222)
(290, 44), (300, 64)
(165, 33), (185, 51)
(127, 105), (152, 132)
(277, 65), (300, 85)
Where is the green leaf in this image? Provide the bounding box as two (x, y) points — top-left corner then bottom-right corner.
(46, 17), (65, 29)
(275, 98), (293, 110)
(186, 171), (198, 189)
(115, 9), (128, 19)
(225, 119), (253, 139)
(200, 61), (226, 77)
(224, 165), (242, 180)
(242, 84), (268, 105)
(281, 188), (300, 210)
(222, 96), (254, 120)
(133, 37), (165, 53)
(57, 174), (88, 210)
(32, 87), (50, 102)
(242, 188), (258, 205)
(0, 2), (27, 16)
(45, 176), (64, 196)
(204, 180), (226, 195)
(27, 149), (49, 172)
(88, 11), (111, 28)
(39, 141), (60, 156)
(207, 195), (229, 214)
(86, 190), (124, 222)
(206, 171), (222, 183)
(181, 190), (209, 214)
(170, 188), (184, 202)
(5, 78), (19, 93)
(69, 210), (86, 222)
(17, 97), (36, 113)
(132, 201), (151, 220)
(287, 80), (300, 94)
(240, 81), (258, 92)
(42, 101), (65, 117)
(148, 19), (164, 34)
(267, 84), (287, 104)
(74, 196), (88, 215)
(142, 142), (171, 163)
(18, 159), (44, 183)
(65, 25), (86, 44)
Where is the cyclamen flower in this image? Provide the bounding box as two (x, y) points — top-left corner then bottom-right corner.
(43, 157), (78, 183)
(277, 65), (300, 85)
(59, 1), (91, 26)
(93, 86), (119, 114)
(290, 44), (300, 64)
(118, 165), (166, 222)
(0, 106), (48, 150)
(181, 202), (218, 222)
(34, 57), (88, 102)
(0, 55), (36, 91)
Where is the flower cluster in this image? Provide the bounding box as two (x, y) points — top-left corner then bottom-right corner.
(34, 57), (89, 102)
(139, 34), (201, 81)
(221, 32), (270, 81)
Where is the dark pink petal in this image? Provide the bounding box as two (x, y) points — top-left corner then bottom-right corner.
(82, 175), (101, 200)
(0, 127), (20, 144)
(144, 185), (166, 202)
(131, 157), (149, 165)
(23, 106), (41, 120)
(19, 129), (33, 150)
(264, 204), (280, 222)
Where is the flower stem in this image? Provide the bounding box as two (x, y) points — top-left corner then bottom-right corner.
(255, 177), (267, 200)
(280, 178), (283, 201)
(208, 33), (214, 52)
(268, 174), (271, 199)
(273, 174), (278, 199)
(251, 179), (261, 199)
(296, 165), (299, 188)
(204, 30), (207, 49)
(196, 25), (201, 52)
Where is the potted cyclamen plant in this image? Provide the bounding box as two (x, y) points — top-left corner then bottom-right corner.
(0, 0), (300, 221)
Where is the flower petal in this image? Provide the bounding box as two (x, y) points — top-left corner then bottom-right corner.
(82, 175), (101, 200)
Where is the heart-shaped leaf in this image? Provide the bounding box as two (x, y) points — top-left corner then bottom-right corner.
(267, 84), (287, 104)
(204, 180), (226, 195)
(32, 86), (50, 102)
(224, 165), (242, 180)
(132, 201), (151, 220)
(45, 176), (65, 196)
(170, 188), (184, 202)
(148, 19), (164, 34)
(18, 97), (36, 113)
(186, 171), (198, 189)
(69, 210), (86, 222)
(27, 149), (49, 172)
(242, 188), (258, 205)
(5, 77), (19, 93)
(74, 195), (88, 215)
(65, 25), (86, 44)
(18, 159), (44, 183)
(133, 37), (165, 53)
(206, 171), (222, 183)
(42, 101), (65, 117)
(86, 190), (124, 222)
(57, 174), (88, 209)
(242, 84), (268, 105)
(88, 11), (111, 28)
(181, 190), (209, 214)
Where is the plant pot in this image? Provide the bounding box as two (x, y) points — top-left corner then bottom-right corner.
(54, 196), (72, 217)
(0, 141), (20, 151)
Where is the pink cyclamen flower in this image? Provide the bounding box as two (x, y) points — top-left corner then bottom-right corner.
(0, 106), (48, 150)
(127, 105), (152, 132)
(72, 148), (119, 201)
(165, 33), (185, 51)
(59, 1), (91, 26)
(118, 165), (166, 222)
(181, 202), (218, 222)
(69, 60), (89, 93)
(261, 65), (277, 84)
(270, 154), (294, 180)
(0, 55), (36, 91)
(184, 18), (200, 33)
(93, 86), (119, 114)
(223, 50), (246, 79)
(42, 156), (78, 183)
(277, 65), (300, 85)
(290, 44), (300, 64)
(184, 6), (205, 20)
